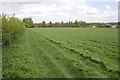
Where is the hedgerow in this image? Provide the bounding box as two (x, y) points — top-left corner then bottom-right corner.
(1, 14), (26, 46)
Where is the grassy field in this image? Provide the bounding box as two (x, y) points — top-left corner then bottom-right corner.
(2, 28), (119, 78)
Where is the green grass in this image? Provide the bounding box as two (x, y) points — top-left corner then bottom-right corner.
(2, 28), (119, 78)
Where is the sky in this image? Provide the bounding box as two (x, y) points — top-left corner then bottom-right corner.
(0, 0), (119, 23)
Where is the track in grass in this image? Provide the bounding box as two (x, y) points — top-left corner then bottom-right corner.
(2, 28), (119, 78)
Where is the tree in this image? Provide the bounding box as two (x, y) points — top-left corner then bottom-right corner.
(48, 21), (53, 27)
(41, 21), (47, 27)
(74, 20), (79, 27)
(74, 20), (78, 25)
(1, 14), (26, 46)
(23, 18), (33, 28)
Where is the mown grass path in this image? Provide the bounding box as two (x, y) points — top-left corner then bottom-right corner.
(3, 28), (119, 78)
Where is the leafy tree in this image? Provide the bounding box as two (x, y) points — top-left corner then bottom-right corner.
(48, 21), (53, 27)
(74, 20), (79, 27)
(74, 20), (78, 25)
(41, 21), (47, 27)
(1, 14), (26, 46)
(23, 18), (33, 28)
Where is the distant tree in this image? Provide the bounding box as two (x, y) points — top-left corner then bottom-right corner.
(68, 21), (74, 27)
(74, 20), (79, 27)
(54, 22), (60, 27)
(74, 20), (78, 25)
(23, 18), (33, 28)
(78, 21), (86, 27)
(41, 21), (47, 27)
(48, 21), (53, 27)
(61, 21), (64, 27)
(61, 21), (64, 24)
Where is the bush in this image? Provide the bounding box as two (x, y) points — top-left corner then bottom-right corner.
(1, 14), (26, 45)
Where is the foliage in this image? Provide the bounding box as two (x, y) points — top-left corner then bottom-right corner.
(23, 18), (33, 28)
(0, 16), (2, 44)
(33, 20), (118, 28)
(1, 14), (26, 44)
(41, 21), (47, 27)
(48, 21), (53, 27)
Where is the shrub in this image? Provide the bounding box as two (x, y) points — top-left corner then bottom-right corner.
(1, 14), (26, 45)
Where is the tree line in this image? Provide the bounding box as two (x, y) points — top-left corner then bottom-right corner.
(22, 18), (118, 28)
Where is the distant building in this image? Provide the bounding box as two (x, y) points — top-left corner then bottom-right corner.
(112, 25), (117, 28)
(92, 26), (96, 28)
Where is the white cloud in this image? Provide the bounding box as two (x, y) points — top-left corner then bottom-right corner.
(0, 0), (119, 2)
(0, 1), (118, 23)
(105, 5), (111, 9)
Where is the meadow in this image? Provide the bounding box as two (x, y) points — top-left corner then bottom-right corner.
(2, 28), (119, 78)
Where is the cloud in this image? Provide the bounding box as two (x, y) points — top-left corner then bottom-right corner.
(0, 1), (118, 23)
(105, 5), (111, 9)
(0, 0), (119, 2)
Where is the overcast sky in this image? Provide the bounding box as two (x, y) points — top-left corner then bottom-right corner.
(0, 0), (118, 23)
